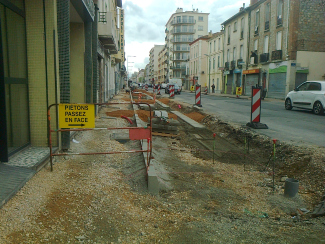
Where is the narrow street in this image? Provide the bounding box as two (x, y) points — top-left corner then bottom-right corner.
(0, 91), (324, 243)
(173, 91), (325, 147)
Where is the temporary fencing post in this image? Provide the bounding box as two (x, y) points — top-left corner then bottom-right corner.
(272, 139), (277, 192)
(244, 136), (247, 171)
(246, 86), (268, 129)
(169, 85), (175, 98)
(195, 85), (202, 107)
(153, 86), (156, 94)
(213, 133), (216, 164)
(157, 85), (161, 95)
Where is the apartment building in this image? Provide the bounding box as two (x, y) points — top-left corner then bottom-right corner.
(246, 0), (325, 99)
(157, 47), (168, 84)
(189, 35), (210, 88)
(165, 8), (209, 85)
(144, 63), (150, 83)
(222, 4), (250, 95)
(0, 0), (123, 164)
(149, 45), (164, 84)
(97, 0), (125, 101)
(207, 32), (224, 93)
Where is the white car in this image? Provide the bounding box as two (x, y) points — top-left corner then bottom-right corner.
(285, 81), (325, 115)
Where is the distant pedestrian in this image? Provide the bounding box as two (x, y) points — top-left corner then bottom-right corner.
(211, 84), (215, 93)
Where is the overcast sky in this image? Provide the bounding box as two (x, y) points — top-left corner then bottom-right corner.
(124, 0), (251, 74)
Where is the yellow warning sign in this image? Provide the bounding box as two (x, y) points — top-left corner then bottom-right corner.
(190, 85), (195, 91)
(59, 104), (95, 128)
(236, 87), (243, 95)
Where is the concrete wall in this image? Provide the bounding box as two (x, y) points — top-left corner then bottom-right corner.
(297, 51), (325, 81)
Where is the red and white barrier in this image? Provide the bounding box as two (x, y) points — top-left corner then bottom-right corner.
(251, 88), (261, 122)
(145, 84), (148, 91)
(204, 86), (208, 95)
(195, 85), (202, 106)
(157, 85), (161, 95)
(153, 86), (156, 94)
(247, 86), (268, 129)
(169, 85), (175, 98)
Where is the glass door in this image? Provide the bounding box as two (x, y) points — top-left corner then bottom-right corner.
(0, 3), (30, 157)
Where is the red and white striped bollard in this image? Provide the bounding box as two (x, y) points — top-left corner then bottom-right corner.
(195, 85), (202, 107)
(169, 85), (175, 98)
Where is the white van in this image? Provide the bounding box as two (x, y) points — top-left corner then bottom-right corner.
(169, 79), (183, 91)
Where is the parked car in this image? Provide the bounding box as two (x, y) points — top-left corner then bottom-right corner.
(161, 83), (168, 89)
(285, 81), (325, 115)
(165, 84), (181, 94)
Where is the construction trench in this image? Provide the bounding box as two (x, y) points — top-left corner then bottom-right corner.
(110, 89), (325, 215)
(2, 89), (324, 243)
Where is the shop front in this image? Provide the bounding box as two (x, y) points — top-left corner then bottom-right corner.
(243, 69), (260, 97)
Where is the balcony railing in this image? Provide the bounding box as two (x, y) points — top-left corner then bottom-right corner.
(171, 38), (194, 43)
(171, 19), (196, 25)
(174, 47), (190, 52)
(98, 11), (118, 54)
(271, 50), (282, 60)
(230, 61), (236, 70)
(170, 66), (186, 70)
(277, 16), (282, 26)
(260, 53), (269, 63)
(172, 57), (189, 61)
(99, 12), (106, 23)
(172, 29), (196, 34)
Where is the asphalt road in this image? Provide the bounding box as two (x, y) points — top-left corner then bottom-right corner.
(166, 91), (325, 148)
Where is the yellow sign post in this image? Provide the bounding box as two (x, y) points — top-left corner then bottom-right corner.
(59, 104), (95, 128)
(236, 87), (243, 96)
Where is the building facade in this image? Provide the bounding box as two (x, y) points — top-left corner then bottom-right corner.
(157, 47), (167, 84)
(189, 35), (210, 88)
(246, 0), (325, 99)
(97, 0), (125, 101)
(165, 8), (209, 86)
(149, 45), (164, 84)
(207, 32), (224, 93)
(0, 0), (124, 163)
(222, 4), (250, 95)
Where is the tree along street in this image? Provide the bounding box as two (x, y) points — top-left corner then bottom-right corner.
(172, 91), (325, 147)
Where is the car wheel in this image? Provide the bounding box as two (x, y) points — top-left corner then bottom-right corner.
(313, 101), (324, 115)
(285, 98), (292, 110)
